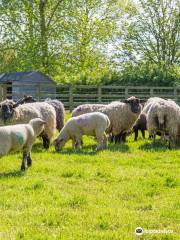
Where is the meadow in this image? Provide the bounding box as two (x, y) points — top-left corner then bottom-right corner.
(0, 112), (179, 240)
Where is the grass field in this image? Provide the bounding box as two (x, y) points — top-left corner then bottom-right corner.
(0, 112), (179, 240)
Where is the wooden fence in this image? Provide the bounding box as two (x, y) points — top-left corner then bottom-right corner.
(1, 83), (180, 110)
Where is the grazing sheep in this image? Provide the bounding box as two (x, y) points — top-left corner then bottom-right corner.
(72, 103), (106, 117)
(133, 113), (147, 141)
(0, 102), (56, 149)
(146, 101), (170, 143)
(0, 118), (46, 170)
(54, 112), (110, 151)
(143, 97), (167, 114)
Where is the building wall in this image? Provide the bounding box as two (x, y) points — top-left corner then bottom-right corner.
(12, 82), (56, 100)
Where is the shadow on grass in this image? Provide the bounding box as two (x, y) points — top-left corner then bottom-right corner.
(108, 143), (130, 152)
(51, 142), (130, 155)
(139, 141), (169, 152)
(32, 142), (46, 153)
(52, 144), (98, 156)
(0, 170), (24, 179)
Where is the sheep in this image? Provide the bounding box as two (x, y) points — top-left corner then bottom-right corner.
(54, 112), (110, 151)
(8, 96), (65, 132)
(72, 103), (106, 117)
(0, 101), (56, 149)
(146, 101), (170, 144)
(97, 96), (142, 142)
(0, 118), (46, 170)
(143, 97), (168, 114)
(45, 99), (65, 132)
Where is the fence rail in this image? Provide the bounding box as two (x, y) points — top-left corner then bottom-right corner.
(0, 83), (180, 110)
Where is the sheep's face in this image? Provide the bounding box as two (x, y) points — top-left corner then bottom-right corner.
(124, 96), (141, 114)
(54, 138), (66, 151)
(1, 103), (14, 121)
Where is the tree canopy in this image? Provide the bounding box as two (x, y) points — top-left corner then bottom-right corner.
(0, 0), (179, 85)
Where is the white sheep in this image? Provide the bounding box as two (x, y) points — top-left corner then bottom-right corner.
(72, 103), (106, 117)
(0, 102), (56, 149)
(54, 112), (110, 151)
(0, 118), (46, 170)
(146, 99), (180, 146)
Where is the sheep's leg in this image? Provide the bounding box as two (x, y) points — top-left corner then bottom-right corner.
(102, 133), (108, 149)
(21, 152), (28, 171)
(42, 133), (50, 149)
(115, 134), (121, 143)
(141, 130), (145, 139)
(122, 133), (126, 142)
(152, 130), (156, 144)
(74, 139), (82, 149)
(72, 138), (76, 148)
(134, 129), (138, 141)
(27, 152), (32, 167)
(109, 134), (114, 143)
(96, 134), (104, 150)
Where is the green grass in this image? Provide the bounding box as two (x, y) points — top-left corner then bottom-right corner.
(0, 112), (179, 240)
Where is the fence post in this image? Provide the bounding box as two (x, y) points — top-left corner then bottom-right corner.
(3, 85), (7, 100)
(150, 88), (154, 97)
(38, 84), (41, 101)
(98, 86), (102, 103)
(125, 87), (128, 99)
(174, 87), (177, 102)
(69, 85), (73, 112)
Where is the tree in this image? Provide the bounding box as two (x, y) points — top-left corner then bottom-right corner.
(114, 0), (180, 85)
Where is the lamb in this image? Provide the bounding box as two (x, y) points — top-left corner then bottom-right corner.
(132, 113), (147, 141)
(54, 112), (110, 151)
(0, 101), (56, 149)
(0, 118), (46, 170)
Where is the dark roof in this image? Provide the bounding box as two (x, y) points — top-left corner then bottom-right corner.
(0, 71), (56, 84)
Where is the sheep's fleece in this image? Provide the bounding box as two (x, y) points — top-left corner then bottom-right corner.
(72, 103), (106, 117)
(0, 118), (46, 170)
(0, 118), (45, 156)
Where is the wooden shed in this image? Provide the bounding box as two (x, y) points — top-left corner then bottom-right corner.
(0, 71), (56, 100)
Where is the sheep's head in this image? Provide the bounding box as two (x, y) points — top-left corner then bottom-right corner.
(0, 102), (14, 121)
(29, 118), (46, 136)
(124, 96), (141, 114)
(54, 137), (66, 151)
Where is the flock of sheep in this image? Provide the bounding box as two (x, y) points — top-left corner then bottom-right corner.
(0, 95), (179, 171)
